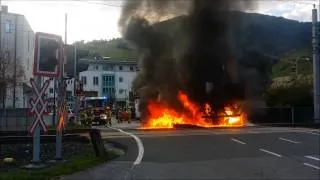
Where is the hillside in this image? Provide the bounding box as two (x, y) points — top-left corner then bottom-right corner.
(154, 11), (311, 58)
(74, 38), (139, 61)
(272, 49), (312, 77)
(75, 11), (312, 64)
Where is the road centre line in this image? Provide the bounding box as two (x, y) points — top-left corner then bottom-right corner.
(305, 156), (320, 161)
(231, 138), (246, 145)
(259, 148), (282, 158)
(296, 130), (320, 136)
(303, 163), (320, 170)
(279, 137), (301, 144)
(108, 127), (144, 165)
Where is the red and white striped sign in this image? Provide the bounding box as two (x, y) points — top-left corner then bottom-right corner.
(29, 79), (50, 134)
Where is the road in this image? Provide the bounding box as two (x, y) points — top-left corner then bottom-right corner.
(65, 126), (320, 180)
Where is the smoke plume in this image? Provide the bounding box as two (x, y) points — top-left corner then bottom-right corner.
(119, 0), (263, 119)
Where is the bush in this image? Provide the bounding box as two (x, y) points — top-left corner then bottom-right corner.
(264, 82), (312, 107)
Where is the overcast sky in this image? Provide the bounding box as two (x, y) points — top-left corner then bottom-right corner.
(1, 0), (318, 43)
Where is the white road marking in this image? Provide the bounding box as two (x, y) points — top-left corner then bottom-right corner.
(279, 137), (301, 144)
(108, 127), (144, 165)
(305, 156), (320, 161)
(231, 138), (246, 145)
(303, 163), (320, 170)
(297, 130), (320, 136)
(259, 148), (282, 158)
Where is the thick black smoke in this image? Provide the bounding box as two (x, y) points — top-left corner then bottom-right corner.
(119, 0), (264, 119)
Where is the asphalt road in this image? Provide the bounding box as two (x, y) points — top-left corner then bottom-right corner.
(65, 126), (320, 180)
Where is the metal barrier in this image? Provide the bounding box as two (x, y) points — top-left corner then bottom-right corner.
(0, 108), (34, 131)
(249, 107), (314, 124)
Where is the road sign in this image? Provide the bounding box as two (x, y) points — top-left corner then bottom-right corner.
(33, 32), (63, 77)
(29, 79), (50, 134)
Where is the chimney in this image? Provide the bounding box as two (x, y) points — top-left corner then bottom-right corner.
(1, 5), (8, 13)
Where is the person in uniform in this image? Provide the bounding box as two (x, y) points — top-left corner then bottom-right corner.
(106, 106), (112, 126)
(127, 107), (132, 124)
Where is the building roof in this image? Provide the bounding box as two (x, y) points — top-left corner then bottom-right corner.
(79, 58), (137, 65)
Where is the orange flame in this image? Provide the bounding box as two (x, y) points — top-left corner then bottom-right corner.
(142, 91), (244, 129)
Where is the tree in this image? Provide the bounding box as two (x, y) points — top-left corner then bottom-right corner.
(264, 80), (313, 107)
(0, 50), (25, 108)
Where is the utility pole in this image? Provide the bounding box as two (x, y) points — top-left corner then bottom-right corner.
(52, 79), (56, 125)
(312, 5), (320, 123)
(55, 13), (67, 160)
(74, 44), (79, 123)
(65, 13), (67, 45)
(13, 15), (17, 108)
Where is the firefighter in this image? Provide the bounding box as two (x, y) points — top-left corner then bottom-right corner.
(86, 108), (94, 125)
(106, 106), (112, 126)
(80, 110), (87, 126)
(127, 107), (132, 124)
(117, 108), (122, 123)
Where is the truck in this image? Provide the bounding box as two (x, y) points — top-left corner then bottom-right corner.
(83, 96), (111, 125)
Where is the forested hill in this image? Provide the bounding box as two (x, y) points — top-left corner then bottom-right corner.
(75, 11), (311, 61)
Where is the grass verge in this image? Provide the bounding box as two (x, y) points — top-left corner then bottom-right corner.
(0, 146), (120, 180)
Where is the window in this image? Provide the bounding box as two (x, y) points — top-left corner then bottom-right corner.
(81, 76), (87, 85)
(66, 91), (73, 101)
(119, 89), (124, 94)
(49, 88), (54, 94)
(95, 65), (99, 70)
(5, 20), (11, 33)
(93, 76), (99, 85)
(130, 66), (134, 71)
(119, 66), (123, 71)
(119, 77), (123, 83)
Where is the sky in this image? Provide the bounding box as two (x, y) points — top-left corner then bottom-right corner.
(1, 0), (318, 43)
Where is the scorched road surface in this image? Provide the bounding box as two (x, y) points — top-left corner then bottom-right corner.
(65, 127), (320, 180)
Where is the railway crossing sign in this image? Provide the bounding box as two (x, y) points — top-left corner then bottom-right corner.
(29, 79), (50, 134)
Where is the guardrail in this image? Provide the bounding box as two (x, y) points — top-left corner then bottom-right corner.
(249, 107), (314, 124)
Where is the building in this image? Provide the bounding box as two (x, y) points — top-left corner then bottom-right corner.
(79, 58), (138, 106)
(0, 5), (34, 108)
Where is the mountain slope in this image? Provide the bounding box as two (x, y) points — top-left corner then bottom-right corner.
(76, 11), (312, 63)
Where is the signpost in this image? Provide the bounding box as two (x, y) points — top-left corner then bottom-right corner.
(29, 78), (50, 163)
(29, 79), (50, 134)
(26, 32), (63, 167)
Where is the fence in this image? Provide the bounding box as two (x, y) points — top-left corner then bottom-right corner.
(0, 108), (33, 131)
(0, 108), (55, 132)
(249, 107), (314, 124)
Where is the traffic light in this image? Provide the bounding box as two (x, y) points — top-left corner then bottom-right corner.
(33, 32), (63, 77)
(65, 45), (89, 78)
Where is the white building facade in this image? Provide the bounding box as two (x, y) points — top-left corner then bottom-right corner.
(0, 6), (35, 108)
(79, 59), (138, 104)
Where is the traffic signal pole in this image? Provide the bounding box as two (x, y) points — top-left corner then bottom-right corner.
(55, 13), (68, 160)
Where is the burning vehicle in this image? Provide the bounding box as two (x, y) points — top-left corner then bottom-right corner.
(119, 0), (271, 129)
